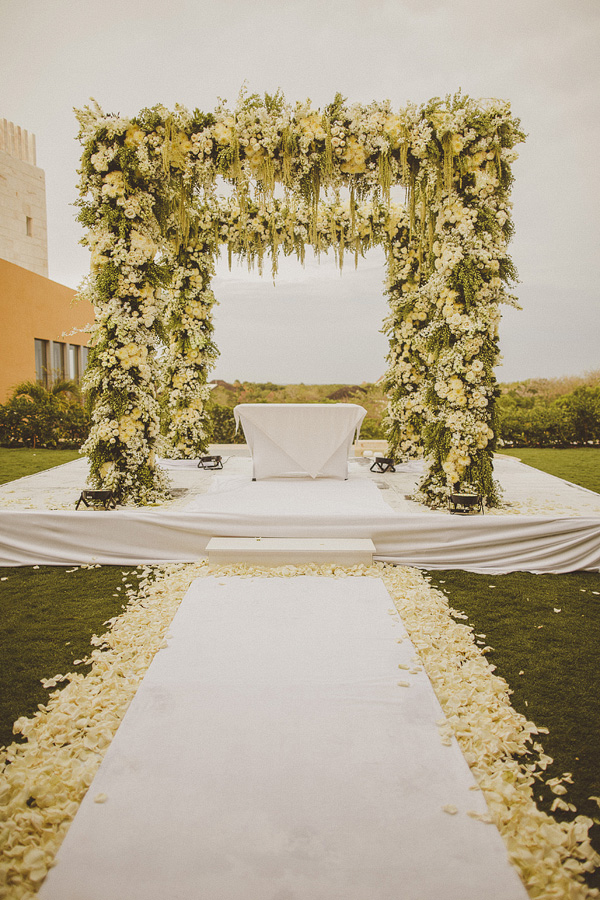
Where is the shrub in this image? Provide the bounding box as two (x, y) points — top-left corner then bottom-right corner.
(359, 417), (385, 439)
(559, 386), (600, 444)
(0, 381), (90, 448)
(208, 404), (246, 444)
(498, 385), (600, 448)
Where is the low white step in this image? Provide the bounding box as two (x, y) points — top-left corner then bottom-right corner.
(206, 537), (375, 566)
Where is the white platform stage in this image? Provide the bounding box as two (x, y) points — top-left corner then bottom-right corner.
(0, 455), (599, 572)
(39, 576), (528, 900)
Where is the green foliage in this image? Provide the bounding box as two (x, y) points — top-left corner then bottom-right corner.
(135, 106), (168, 131)
(499, 399), (567, 448)
(263, 90), (286, 115)
(498, 378), (600, 448)
(358, 417), (385, 439)
(94, 262), (120, 300)
(116, 145), (138, 177)
(451, 257), (484, 309)
(189, 109), (216, 131)
(559, 387), (600, 444)
(59, 400), (90, 445)
(0, 382), (90, 449)
(424, 420), (451, 460)
(0, 396), (59, 447)
(499, 255), (519, 284)
(463, 451), (499, 505)
(426, 322), (452, 355)
(209, 404), (245, 444)
(476, 206), (498, 235)
(77, 204), (97, 229)
(325, 92), (347, 122)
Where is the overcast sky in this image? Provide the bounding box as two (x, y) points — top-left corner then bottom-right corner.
(1, 0), (598, 384)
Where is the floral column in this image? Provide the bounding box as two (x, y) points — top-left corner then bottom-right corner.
(414, 100), (524, 507)
(76, 107), (171, 503)
(161, 226), (219, 458)
(382, 207), (428, 460)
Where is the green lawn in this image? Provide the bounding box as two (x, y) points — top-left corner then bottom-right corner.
(428, 569), (600, 891)
(0, 565), (143, 750)
(0, 448), (82, 486)
(501, 447), (600, 494)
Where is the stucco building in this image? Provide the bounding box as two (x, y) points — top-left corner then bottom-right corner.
(0, 258), (93, 401)
(0, 118), (93, 401)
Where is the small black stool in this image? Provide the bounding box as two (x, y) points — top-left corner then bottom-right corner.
(448, 492), (484, 515)
(76, 489), (117, 510)
(197, 455), (223, 470)
(370, 456), (396, 473)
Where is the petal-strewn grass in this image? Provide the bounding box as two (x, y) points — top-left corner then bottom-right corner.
(427, 569), (600, 893)
(0, 561), (193, 897)
(0, 565), (144, 750)
(1, 563), (599, 898)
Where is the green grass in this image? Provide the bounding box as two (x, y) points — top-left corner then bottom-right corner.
(427, 569), (600, 890)
(0, 565), (143, 751)
(501, 447), (600, 494)
(0, 448), (82, 486)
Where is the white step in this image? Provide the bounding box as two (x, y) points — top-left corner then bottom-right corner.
(206, 537), (375, 566)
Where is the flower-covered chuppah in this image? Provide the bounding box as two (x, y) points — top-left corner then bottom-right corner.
(75, 90), (524, 506)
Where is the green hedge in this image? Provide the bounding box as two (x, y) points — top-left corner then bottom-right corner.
(0, 382), (90, 449)
(208, 404), (246, 444)
(498, 386), (600, 448)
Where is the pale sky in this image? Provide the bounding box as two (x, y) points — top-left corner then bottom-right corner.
(1, 0), (598, 384)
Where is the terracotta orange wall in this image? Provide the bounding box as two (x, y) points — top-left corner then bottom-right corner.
(0, 258), (94, 401)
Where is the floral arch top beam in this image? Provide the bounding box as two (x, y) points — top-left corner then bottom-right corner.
(75, 90), (524, 506)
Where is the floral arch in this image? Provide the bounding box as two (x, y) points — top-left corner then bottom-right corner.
(75, 90), (524, 506)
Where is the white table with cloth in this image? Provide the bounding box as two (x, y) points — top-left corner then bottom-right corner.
(233, 403), (367, 480)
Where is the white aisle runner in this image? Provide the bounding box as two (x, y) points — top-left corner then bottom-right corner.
(40, 577), (528, 900)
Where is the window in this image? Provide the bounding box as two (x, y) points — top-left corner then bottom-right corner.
(26, 216), (33, 237)
(68, 344), (80, 381)
(81, 345), (89, 373)
(34, 339), (49, 386)
(52, 341), (66, 382)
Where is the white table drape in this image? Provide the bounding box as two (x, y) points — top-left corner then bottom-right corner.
(233, 403), (367, 479)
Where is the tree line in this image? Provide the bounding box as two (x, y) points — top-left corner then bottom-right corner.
(1, 373), (598, 449)
(497, 372), (600, 447)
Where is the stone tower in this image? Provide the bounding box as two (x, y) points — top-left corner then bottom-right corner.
(0, 118), (49, 277)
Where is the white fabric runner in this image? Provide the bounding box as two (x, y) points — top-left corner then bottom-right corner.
(40, 576), (528, 900)
(234, 403), (366, 479)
